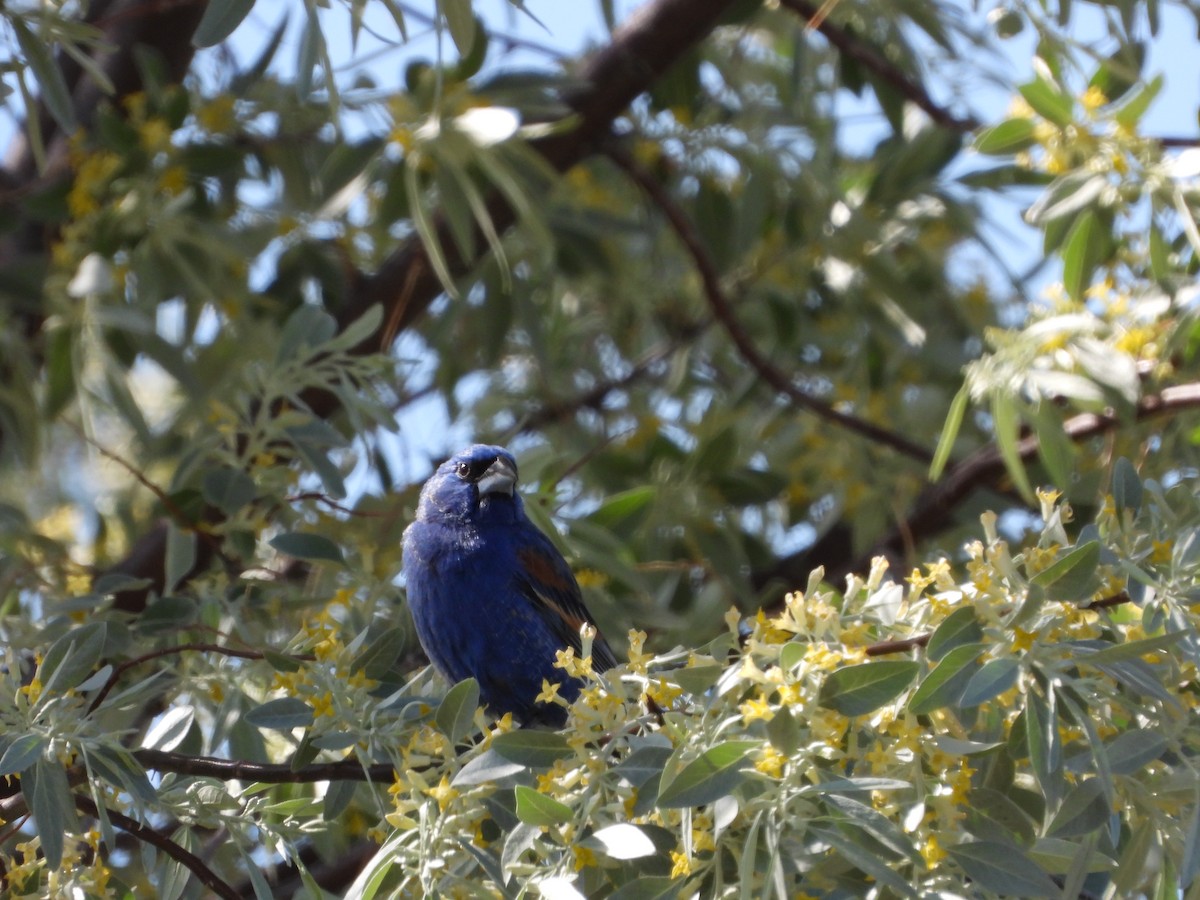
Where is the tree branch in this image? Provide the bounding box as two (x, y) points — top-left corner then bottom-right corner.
(778, 0), (978, 132)
(134, 749), (396, 784)
(606, 140), (936, 464)
(103, 0), (754, 608)
(757, 382), (1200, 589)
(74, 794), (239, 900)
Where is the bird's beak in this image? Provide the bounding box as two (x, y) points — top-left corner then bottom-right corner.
(476, 456), (517, 497)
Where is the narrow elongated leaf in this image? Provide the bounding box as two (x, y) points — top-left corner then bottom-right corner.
(269, 531), (344, 564)
(491, 730), (572, 768)
(1018, 77), (1074, 126)
(1032, 540), (1100, 601)
(657, 741), (758, 808)
(818, 661), (919, 716)
(12, 19), (76, 133)
(0, 734), (46, 776)
(908, 642), (985, 714)
(1047, 778), (1109, 837)
(926, 606), (983, 661)
(1112, 457), (1142, 513)
(991, 393), (1035, 503)
(193, 0), (257, 47)
(959, 657), (1020, 708)
(975, 117), (1037, 155)
(164, 523), (196, 594)
(514, 785), (573, 826)
(930, 384), (970, 480)
(947, 841), (1059, 897)
(435, 678), (479, 743)
(452, 748), (525, 786)
(245, 697), (314, 731)
(27, 759), (77, 868)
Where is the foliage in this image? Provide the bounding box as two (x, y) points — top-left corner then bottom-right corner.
(1, 0), (1200, 895)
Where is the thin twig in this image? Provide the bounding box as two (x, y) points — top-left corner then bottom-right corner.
(863, 590), (1132, 656)
(74, 794), (240, 900)
(134, 749), (395, 784)
(606, 141), (935, 464)
(778, 0), (978, 131)
(88, 643), (310, 714)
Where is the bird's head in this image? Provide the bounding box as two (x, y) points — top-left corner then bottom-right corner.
(416, 444), (523, 523)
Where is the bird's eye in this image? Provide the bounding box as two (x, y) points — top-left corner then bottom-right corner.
(456, 461), (471, 479)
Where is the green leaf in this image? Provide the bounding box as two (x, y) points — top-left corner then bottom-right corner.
(1112, 457), (1142, 513)
(589, 486), (656, 530)
(1105, 728), (1167, 775)
(657, 741), (758, 808)
(1115, 73), (1163, 129)
(1019, 77), (1074, 126)
(491, 730), (573, 768)
(929, 384), (969, 480)
(514, 785), (573, 826)
(193, 0), (257, 47)
(765, 705), (802, 755)
(947, 841), (1059, 897)
(959, 657), (1020, 708)
(164, 522), (196, 594)
(1047, 778), (1110, 837)
(201, 467), (257, 514)
(40, 622), (107, 694)
(26, 759), (77, 869)
(819, 661), (919, 716)
(926, 606), (984, 661)
(1031, 540), (1100, 601)
(1026, 172), (1106, 226)
(1062, 210), (1101, 300)
(0, 734), (46, 776)
(975, 117), (1037, 155)
(452, 748), (526, 786)
(1080, 629), (1188, 663)
(442, 0), (478, 57)
(908, 642), (985, 714)
(269, 531), (344, 565)
(350, 627), (406, 680)
(244, 696), (314, 731)
(991, 393), (1035, 503)
(1031, 836), (1114, 874)
(435, 678), (480, 742)
(12, 18), (76, 134)
(1027, 690), (1062, 805)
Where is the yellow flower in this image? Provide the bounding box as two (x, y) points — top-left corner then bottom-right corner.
(669, 849), (692, 878)
(536, 679), (562, 706)
(309, 691), (335, 718)
(1081, 85), (1108, 113)
(735, 688), (772, 721)
(1150, 539), (1173, 565)
(197, 94), (237, 133)
(921, 834), (947, 868)
(572, 845), (598, 870)
(754, 746), (787, 778)
(426, 774), (458, 812)
(138, 118), (174, 155)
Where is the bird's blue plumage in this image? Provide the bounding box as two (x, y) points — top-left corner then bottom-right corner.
(402, 445), (617, 726)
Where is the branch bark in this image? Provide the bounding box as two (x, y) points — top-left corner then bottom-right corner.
(756, 382), (1200, 590)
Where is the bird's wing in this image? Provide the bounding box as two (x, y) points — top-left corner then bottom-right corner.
(514, 529), (618, 672)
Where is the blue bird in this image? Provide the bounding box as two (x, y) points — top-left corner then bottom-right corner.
(402, 444), (618, 726)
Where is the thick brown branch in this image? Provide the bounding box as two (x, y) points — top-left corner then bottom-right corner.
(105, 0), (753, 607)
(75, 794), (239, 900)
(758, 382), (1200, 590)
(134, 749), (396, 784)
(606, 141), (935, 464)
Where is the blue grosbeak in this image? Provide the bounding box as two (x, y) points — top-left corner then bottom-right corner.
(402, 444), (617, 726)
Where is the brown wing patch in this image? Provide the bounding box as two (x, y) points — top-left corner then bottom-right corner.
(516, 546), (586, 632)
